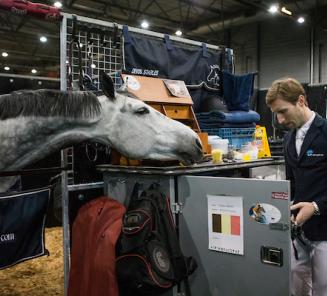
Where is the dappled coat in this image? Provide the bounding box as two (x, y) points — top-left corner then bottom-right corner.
(68, 196), (125, 296)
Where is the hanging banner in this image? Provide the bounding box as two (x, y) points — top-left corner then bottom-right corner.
(122, 26), (234, 112)
(0, 188), (50, 269)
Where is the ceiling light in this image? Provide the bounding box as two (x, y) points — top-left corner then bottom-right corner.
(2, 52), (8, 57)
(54, 1), (62, 8)
(268, 4), (278, 14)
(31, 69), (37, 74)
(297, 17), (305, 24)
(175, 30), (182, 36)
(91, 63), (96, 69)
(4, 66), (10, 71)
(40, 36), (47, 43)
(9, 79), (14, 83)
(141, 20), (149, 29)
(281, 7), (292, 16)
(38, 81), (42, 85)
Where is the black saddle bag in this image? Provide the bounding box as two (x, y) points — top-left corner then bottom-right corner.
(116, 183), (197, 295)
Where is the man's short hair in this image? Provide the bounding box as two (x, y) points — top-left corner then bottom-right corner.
(266, 77), (307, 106)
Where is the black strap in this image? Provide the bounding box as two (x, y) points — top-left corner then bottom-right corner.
(164, 34), (173, 51)
(183, 276), (192, 296)
(112, 23), (119, 49)
(292, 240), (299, 260)
(220, 46), (226, 95)
(202, 43), (209, 58)
(123, 25), (132, 44)
(86, 31), (93, 77)
(130, 182), (141, 201)
(68, 15), (84, 91)
(179, 269), (194, 296)
(291, 222), (307, 261)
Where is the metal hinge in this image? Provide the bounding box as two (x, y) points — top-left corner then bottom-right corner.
(171, 202), (183, 214)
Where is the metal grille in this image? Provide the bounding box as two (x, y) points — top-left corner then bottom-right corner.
(66, 17), (123, 91)
(64, 17), (124, 184)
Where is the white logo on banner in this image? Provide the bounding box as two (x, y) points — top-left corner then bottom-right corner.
(0, 233), (16, 242)
(207, 64), (220, 86)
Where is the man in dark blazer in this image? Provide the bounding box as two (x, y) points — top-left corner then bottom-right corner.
(266, 77), (327, 296)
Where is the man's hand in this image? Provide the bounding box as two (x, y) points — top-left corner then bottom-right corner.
(290, 202), (315, 226)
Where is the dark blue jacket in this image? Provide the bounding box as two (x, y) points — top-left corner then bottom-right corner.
(284, 114), (327, 240)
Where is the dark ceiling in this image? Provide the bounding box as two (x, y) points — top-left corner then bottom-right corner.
(0, 0), (327, 82)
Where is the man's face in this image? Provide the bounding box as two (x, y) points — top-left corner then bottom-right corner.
(269, 95), (305, 129)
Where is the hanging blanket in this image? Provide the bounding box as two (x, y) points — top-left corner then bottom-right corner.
(199, 122), (256, 129)
(196, 110), (260, 124)
(68, 197), (125, 296)
(223, 71), (255, 111)
(122, 25), (234, 112)
(0, 187), (50, 269)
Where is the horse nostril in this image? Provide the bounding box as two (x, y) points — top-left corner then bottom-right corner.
(195, 138), (202, 149)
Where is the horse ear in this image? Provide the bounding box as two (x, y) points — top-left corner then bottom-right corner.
(100, 71), (116, 100)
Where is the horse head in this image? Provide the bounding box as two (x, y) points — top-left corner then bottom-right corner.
(207, 64), (220, 87)
(0, 73), (203, 175)
(98, 72), (203, 165)
(253, 204), (265, 215)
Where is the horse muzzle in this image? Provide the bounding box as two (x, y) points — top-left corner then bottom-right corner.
(178, 138), (204, 165)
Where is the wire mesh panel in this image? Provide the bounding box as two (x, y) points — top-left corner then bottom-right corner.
(66, 17), (123, 91)
(63, 16), (124, 184)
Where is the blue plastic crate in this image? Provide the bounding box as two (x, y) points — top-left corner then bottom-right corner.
(202, 127), (255, 149)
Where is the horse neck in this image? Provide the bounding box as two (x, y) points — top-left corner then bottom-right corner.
(0, 116), (101, 171)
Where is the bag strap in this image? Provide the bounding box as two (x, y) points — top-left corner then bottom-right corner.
(181, 276), (192, 296)
(130, 182), (141, 202)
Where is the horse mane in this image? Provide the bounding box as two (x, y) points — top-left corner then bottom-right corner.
(0, 89), (101, 120)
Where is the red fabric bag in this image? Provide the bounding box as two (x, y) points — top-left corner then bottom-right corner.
(0, 0), (61, 20)
(68, 196), (126, 296)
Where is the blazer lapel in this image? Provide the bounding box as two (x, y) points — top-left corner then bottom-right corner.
(285, 129), (297, 161)
(298, 115), (322, 160)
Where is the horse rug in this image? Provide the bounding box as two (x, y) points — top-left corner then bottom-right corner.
(0, 188), (50, 269)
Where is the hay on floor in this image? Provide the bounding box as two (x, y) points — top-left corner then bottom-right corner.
(0, 227), (64, 296)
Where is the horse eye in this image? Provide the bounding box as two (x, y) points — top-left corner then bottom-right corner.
(135, 107), (149, 115)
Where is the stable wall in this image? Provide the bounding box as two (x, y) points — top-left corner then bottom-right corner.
(230, 16), (327, 88)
